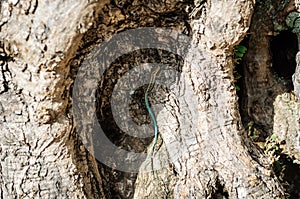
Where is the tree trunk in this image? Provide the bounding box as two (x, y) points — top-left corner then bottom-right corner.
(0, 0), (107, 198)
(1, 0), (299, 198)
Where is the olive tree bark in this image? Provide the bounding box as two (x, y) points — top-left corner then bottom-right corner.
(0, 0), (294, 198)
(134, 0), (285, 198)
(0, 0), (107, 198)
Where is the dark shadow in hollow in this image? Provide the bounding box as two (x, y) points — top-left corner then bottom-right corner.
(270, 30), (298, 88)
(95, 48), (183, 199)
(95, 48), (183, 153)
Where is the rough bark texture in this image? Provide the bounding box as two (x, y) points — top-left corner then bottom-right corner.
(241, 0), (299, 135)
(1, 0), (299, 198)
(241, 0), (300, 197)
(273, 92), (300, 162)
(0, 0), (107, 198)
(273, 4), (300, 166)
(134, 0), (285, 198)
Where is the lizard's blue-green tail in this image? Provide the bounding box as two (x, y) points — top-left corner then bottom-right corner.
(145, 93), (159, 161)
(144, 67), (160, 161)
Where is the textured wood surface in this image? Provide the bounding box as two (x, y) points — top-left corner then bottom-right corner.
(1, 0), (297, 198)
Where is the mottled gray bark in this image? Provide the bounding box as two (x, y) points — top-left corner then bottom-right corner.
(1, 0), (296, 198)
(275, 4), (300, 164)
(293, 52), (300, 99)
(273, 92), (300, 163)
(134, 0), (285, 198)
(0, 0), (107, 198)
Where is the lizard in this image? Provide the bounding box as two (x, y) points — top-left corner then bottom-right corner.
(145, 66), (160, 161)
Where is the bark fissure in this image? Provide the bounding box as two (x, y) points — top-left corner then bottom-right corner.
(135, 0), (286, 198)
(1, 0), (298, 198)
(0, 0), (109, 198)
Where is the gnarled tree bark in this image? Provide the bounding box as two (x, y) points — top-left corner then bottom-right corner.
(1, 0), (298, 198)
(0, 0), (107, 198)
(134, 0), (287, 198)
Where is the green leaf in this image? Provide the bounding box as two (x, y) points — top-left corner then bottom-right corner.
(235, 51), (244, 58)
(236, 45), (247, 53)
(270, 134), (277, 141)
(235, 85), (240, 91)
